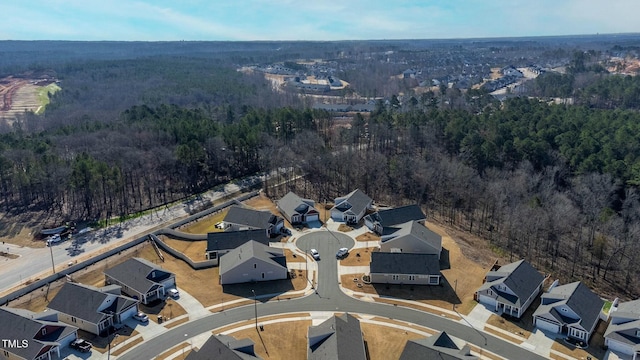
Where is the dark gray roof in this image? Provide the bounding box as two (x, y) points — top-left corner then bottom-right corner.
(367, 205), (425, 228)
(185, 334), (262, 360)
(332, 189), (372, 216)
(47, 282), (136, 324)
(370, 252), (440, 276)
(308, 313), (366, 360)
(207, 230), (273, 252)
(276, 192), (316, 221)
(219, 240), (286, 276)
(0, 307), (78, 360)
(224, 205), (281, 229)
(605, 299), (640, 343)
(400, 332), (478, 360)
(477, 259), (544, 308)
(104, 257), (174, 295)
(533, 281), (604, 332)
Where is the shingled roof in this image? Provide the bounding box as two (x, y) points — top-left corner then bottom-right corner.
(400, 332), (478, 360)
(534, 281), (604, 333)
(477, 259), (544, 308)
(185, 334), (261, 360)
(333, 189), (372, 216)
(206, 229), (273, 252)
(104, 257), (174, 295)
(223, 205), (281, 229)
(219, 240), (286, 276)
(308, 313), (366, 360)
(370, 252), (440, 276)
(365, 204), (426, 229)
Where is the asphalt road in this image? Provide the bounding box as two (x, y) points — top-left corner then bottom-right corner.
(119, 230), (546, 360)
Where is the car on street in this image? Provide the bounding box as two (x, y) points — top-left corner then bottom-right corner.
(310, 248), (320, 260)
(168, 288), (180, 299)
(336, 247), (349, 259)
(46, 234), (63, 246)
(133, 311), (149, 323)
(70, 339), (92, 353)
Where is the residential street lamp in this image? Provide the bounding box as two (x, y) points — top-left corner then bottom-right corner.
(251, 289), (258, 331)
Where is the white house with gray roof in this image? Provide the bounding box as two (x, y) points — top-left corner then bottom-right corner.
(533, 281), (604, 343)
(307, 313), (366, 360)
(222, 205), (284, 237)
(205, 229), (273, 264)
(370, 252), (441, 286)
(330, 189), (373, 224)
(219, 240), (287, 285)
(399, 331), (478, 360)
(364, 204), (426, 235)
(276, 191), (319, 225)
(475, 259), (545, 318)
(379, 221), (442, 257)
(605, 299), (640, 358)
(0, 307), (78, 360)
(47, 282), (138, 336)
(104, 257), (176, 305)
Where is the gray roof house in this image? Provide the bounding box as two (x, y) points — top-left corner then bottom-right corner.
(185, 334), (262, 360)
(379, 221), (442, 258)
(475, 259), (545, 318)
(399, 331), (478, 360)
(370, 252), (441, 286)
(330, 189), (373, 224)
(533, 281), (604, 343)
(0, 307), (78, 360)
(605, 299), (640, 358)
(364, 204), (426, 235)
(307, 313), (367, 360)
(47, 282), (138, 335)
(219, 240), (288, 285)
(222, 205), (284, 236)
(104, 257), (176, 305)
(206, 229), (273, 265)
(276, 191), (320, 225)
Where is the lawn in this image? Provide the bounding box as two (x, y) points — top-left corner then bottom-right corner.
(161, 236), (208, 261)
(179, 209), (228, 234)
(485, 314), (531, 342)
(35, 83), (60, 114)
(361, 322), (425, 360)
(339, 247), (375, 266)
(355, 232), (381, 242)
(139, 297), (187, 323)
(226, 319), (312, 360)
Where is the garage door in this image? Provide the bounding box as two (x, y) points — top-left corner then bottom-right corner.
(306, 214), (319, 222)
(606, 338), (634, 356)
(478, 294), (497, 308)
(119, 305), (139, 322)
(535, 317), (560, 333)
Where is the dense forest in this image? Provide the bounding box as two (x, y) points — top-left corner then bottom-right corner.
(2, 38), (640, 299)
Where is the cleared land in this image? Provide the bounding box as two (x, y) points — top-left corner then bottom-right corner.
(361, 322), (425, 360)
(227, 319), (312, 360)
(179, 209), (228, 234)
(339, 247), (375, 266)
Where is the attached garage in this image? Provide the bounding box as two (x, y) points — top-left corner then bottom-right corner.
(305, 214), (319, 222)
(118, 304), (139, 323)
(477, 294), (497, 309)
(535, 317), (561, 333)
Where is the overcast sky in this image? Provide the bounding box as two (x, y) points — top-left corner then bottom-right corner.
(1, 0), (639, 41)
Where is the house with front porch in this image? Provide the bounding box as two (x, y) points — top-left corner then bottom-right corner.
(364, 204), (426, 235)
(0, 307), (78, 360)
(533, 281), (604, 343)
(369, 252), (441, 286)
(47, 282), (138, 336)
(205, 229), (273, 265)
(276, 191), (320, 225)
(605, 299), (640, 359)
(104, 257), (176, 305)
(222, 205), (284, 237)
(475, 259), (545, 318)
(330, 189), (373, 224)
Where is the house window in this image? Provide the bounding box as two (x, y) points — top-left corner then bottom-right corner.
(635, 330), (640, 338)
(392, 275), (400, 281)
(254, 263), (257, 269)
(488, 289), (493, 296)
(71, 317), (77, 323)
(41, 328), (47, 335)
(429, 276), (439, 284)
(3, 350), (9, 357)
(261, 273), (265, 279)
(561, 308), (568, 312)
(408, 275), (416, 281)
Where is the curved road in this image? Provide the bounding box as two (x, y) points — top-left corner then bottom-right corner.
(120, 230), (545, 360)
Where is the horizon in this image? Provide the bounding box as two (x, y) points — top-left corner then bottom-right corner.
(1, 1), (640, 42)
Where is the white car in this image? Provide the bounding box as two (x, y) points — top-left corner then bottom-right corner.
(336, 247), (349, 259)
(310, 249), (320, 260)
(133, 312), (149, 323)
(168, 288), (180, 299)
(46, 234), (62, 246)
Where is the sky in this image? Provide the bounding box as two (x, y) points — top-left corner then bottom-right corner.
(1, 0), (639, 41)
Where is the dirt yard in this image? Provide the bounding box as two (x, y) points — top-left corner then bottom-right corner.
(361, 322), (425, 360)
(355, 232), (380, 242)
(227, 319), (312, 360)
(161, 236), (208, 261)
(339, 247), (375, 266)
(179, 209), (228, 234)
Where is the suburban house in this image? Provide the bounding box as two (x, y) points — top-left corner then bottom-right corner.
(219, 240), (288, 285)
(369, 252), (441, 286)
(47, 282), (138, 336)
(307, 313), (367, 360)
(475, 259), (545, 318)
(104, 258), (176, 305)
(276, 191), (320, 225)
(330, 189), (373, 224)
(205, 229), (273, 265)
(364, 204), (426, 235)
(605, 299), (640, 358)
(379, 221), (442, 257)
(0, 307), (78, 360)
(185, 334), (262, 360)
(533, 281), (604, 343)
(222, 205), (284, 236)
(399, 331), (478, 360)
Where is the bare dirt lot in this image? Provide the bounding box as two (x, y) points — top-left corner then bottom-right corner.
(339, 247), (375, 266)
(227, 318), (312, 360)
(179, 209), (228, 234)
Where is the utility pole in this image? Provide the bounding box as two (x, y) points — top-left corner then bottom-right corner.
(251, 289), (258, 331)
(48, 241), (56, 274)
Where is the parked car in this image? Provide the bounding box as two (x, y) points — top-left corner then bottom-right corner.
(133, 311), (149, 323)
(168, 288), (180, 299)
(46, 234), (62, 246)
(310, 248), (320, 260)
(336, 247), (349, 259)
(70, 339), (92, 353)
